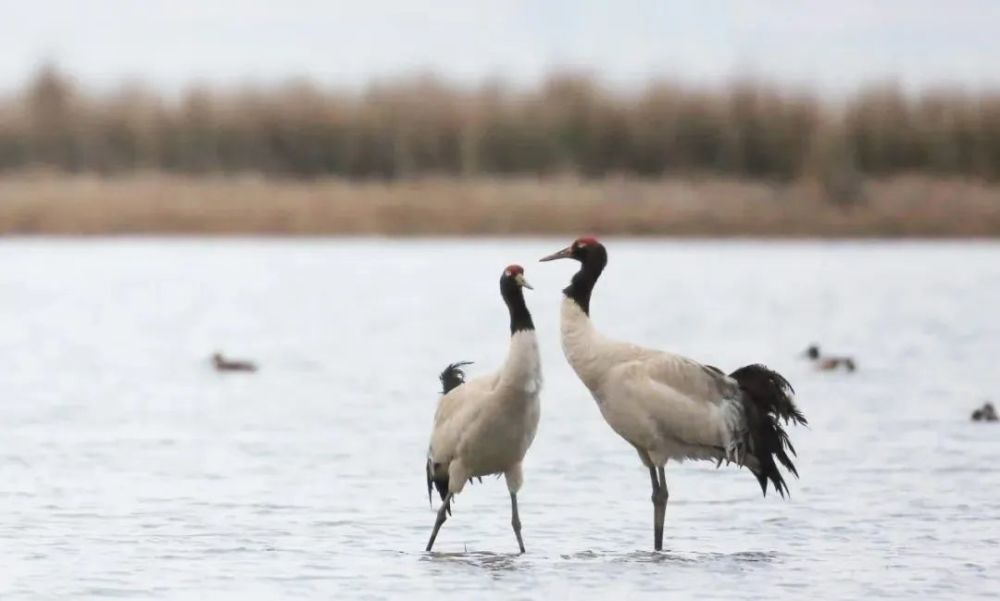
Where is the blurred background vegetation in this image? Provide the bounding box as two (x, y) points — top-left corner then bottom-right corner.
(3, 64), (999, 183)
(1, 64), (999, 236)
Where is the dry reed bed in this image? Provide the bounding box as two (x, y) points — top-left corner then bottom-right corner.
(2, 67), (1000, 182)
(1, 174), (998, 237)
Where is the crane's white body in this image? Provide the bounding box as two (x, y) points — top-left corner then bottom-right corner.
(428, 330), (542, 496)
(559, 297), (747, 469)
(542, 237), (802, 551)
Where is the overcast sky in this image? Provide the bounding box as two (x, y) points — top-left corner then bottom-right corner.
(1, 0), (997, 93)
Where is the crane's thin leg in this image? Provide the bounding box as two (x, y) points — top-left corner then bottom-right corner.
(425, 492), (453, 552)
(504, 464), (526, 554)
(649, 467), (670, 551)
(650, 465), (669, 551)
(649, 467), (662, 551)
(510, 491), (526, 554)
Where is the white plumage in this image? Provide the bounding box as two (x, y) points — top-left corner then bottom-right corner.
(560, 297), (742, 465)
(424, 265), (541, 553)
(541, 237), (805, 551)
(427, 333), (541, 488)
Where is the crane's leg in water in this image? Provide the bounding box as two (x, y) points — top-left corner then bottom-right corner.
(505, 464), (526, 553)
(510, 492), (525, 553)
(425, 493), (453, 552)
(650, 466), (669, 551)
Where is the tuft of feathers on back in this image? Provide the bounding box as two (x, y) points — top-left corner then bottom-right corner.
(439, 361), (473, 394)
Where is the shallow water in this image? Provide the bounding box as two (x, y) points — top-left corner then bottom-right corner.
(1, 238), (998, 600)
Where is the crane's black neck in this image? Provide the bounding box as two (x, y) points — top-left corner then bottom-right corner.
(564, 247), (607, 315)
(501, 279), (534, 334)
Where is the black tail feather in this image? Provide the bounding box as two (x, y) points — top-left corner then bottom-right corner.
(425, 458), (434, 506)
(434, 477), (449, 503)
(730, 364), (807, 498)
(440, 361), (473, 394)
(426, 458), (449, 503)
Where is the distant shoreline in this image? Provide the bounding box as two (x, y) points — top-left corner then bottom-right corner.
(1, 174), (998, 238)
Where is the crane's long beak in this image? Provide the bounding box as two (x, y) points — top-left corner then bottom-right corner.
(515, 274), (533, 290)
(539, 246), (573, 262)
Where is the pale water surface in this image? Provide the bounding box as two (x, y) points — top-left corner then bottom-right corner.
(1, 238), (998, 600)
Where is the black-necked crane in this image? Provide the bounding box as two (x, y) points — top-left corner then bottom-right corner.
(803, 344), (857, 372)
(540, 237), (806, 551)
(211, 352), (257, 373)
(424, 265), (542, 553)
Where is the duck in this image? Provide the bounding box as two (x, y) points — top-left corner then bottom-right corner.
(211, 352), (257, 373)
(971, 402), (998, 422)
(540, 236), (806, 551)
(424, 265), (542, 553)
(803, 345), (856, 372)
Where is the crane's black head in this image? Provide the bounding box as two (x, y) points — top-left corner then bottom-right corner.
(539, 236), (607, 265)
(804, 345), (821, 360)
(539, 236), (608, 315)
(500, 264), (534, 334)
